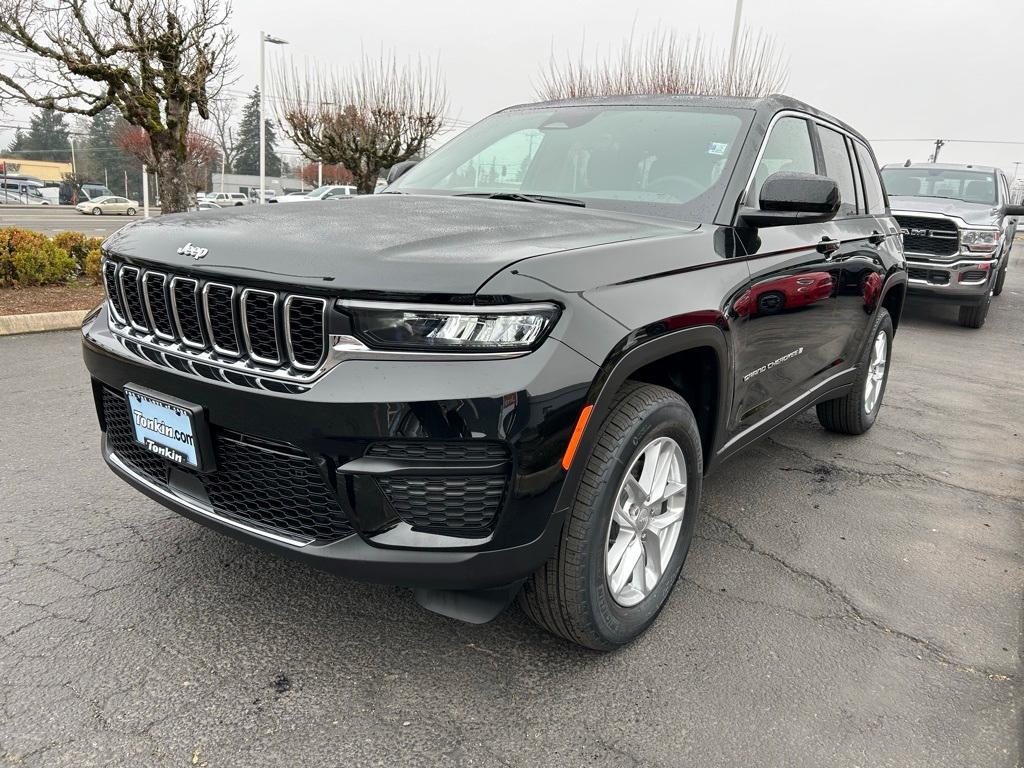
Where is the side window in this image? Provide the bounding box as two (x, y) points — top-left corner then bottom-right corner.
(854, 142), (886, 214)
(818, 126), (858, 216)
(750, 117), (816, 206)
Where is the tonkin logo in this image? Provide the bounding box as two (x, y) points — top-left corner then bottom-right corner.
(177, 242), (208, 260)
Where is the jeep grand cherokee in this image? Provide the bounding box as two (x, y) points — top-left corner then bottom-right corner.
(82, 94), (907, 649)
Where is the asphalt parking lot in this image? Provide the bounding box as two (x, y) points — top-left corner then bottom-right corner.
(0, 206), (158, 237)
(1, 246), (1021, 767)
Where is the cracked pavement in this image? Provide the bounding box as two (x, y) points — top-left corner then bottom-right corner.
(1, 246), (1021, 767)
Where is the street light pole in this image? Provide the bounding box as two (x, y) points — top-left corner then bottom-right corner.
(727, 0), (744, 85)
(259, 31), (288, 205)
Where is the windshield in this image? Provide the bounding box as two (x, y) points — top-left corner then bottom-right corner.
(881, 168), (997, 205)
(307, 186), (335, 197)
(391, 105), (749, 220)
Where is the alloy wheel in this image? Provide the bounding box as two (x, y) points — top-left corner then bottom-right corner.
(864, 329), (887, 413)
(605, 436), (687, 607)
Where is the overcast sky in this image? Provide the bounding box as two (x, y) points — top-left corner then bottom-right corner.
(5, 0), (1024, 177)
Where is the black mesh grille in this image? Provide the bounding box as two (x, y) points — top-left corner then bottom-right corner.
(366, 441), (510, 462)
(144, 274), (175, 338)
(103, 261), (126, 320)
(119, 267), (148, 330)
(100, 388), (354, 542)
(287, 298), (326, 368)
(961, 270), (988, 282)
(908, 267), (950, 285)
(205, 285), (239, 355)
(172, 279), (204, 345)
(243, 291), (280, 362)
(895, 215), (959, 257)
(201, 433), (354, 541)
(102, 387), (170, 484)
(377, 476), (506, 533)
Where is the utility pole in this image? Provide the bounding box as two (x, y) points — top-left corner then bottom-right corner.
(932, 139), (945, 163)
(142, 164), (149, 217)
(259, 31), (289, 205)
(728, 0), (744, 85)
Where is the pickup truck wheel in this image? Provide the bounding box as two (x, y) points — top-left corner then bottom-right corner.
(957, 292), (991, 329)
(992, 265), (1006, 297)
(816, 308), (892, 435)
(519, 382), (702, 650)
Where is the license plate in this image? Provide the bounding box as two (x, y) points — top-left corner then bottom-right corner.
(124, 387), (203, 469)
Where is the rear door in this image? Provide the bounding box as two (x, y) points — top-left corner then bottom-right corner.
(730, 115), (844, 431)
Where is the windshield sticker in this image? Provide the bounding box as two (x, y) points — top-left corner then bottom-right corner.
(708, 142), (729, 156)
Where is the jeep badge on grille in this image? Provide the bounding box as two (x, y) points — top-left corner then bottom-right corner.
(177, 243), (208, 260)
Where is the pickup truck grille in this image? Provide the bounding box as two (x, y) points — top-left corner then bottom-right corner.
(894, 215), (959, 257)
(102, 257), (328, 378)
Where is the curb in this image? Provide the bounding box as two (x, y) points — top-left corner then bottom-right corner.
(0, 309), (89, 336)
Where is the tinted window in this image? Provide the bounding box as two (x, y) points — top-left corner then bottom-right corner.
(393, 106), (748, 221)
(750, 117), (816, 205)
(818, 126), (857, 216)
(854, 143), (886, 214)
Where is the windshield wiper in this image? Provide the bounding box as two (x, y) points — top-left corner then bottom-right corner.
(455, 191), (586, 208)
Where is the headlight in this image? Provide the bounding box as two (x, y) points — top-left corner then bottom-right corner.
(960, 228), (1001, 252)
(344, 302), (560, 352)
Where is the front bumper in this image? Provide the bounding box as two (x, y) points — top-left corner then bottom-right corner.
(905, 256), (995, 304)
(83, 307), (597, 590)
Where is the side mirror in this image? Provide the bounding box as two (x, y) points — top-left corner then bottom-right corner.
(1002, 203), (1024, 217)
(386, 160), (419, 185)
(739, 172), (840, 228)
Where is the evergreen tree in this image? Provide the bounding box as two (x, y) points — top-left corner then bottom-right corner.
(233, 87), (281, 177)
(79, 107), (141, 196)
(7, 109), (71, 162)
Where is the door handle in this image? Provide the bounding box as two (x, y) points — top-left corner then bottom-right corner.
(868, 231), (886, 245)
(816, 237), (840, 257)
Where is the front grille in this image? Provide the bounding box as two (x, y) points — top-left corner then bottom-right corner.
(895, 215), (959, 257)
(101, 387), (354, 543)
(377, 476), (507, 533)
(908, 267), (950, 285)
(102, 257), (328, 379)
(366, 441), (510, 462)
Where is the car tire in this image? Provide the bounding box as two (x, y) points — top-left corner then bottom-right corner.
(92, 207), (102, 216)
(816, 308), (893, 435)
(519, 382), (703, 650)
(992, 265), (1006, 297)
(957, 293), (991, 329)
(126, 207), (136, 216)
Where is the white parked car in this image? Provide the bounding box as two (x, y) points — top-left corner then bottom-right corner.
(76, 195), (139, 216)
(276, 185), (357, 203)
(0, 190), (49, 205)
(203, 192), (248, 207)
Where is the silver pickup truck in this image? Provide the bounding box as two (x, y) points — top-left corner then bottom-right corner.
(880, 163), (1023, 328)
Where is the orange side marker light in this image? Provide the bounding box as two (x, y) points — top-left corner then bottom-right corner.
(561, 404), (594, 471)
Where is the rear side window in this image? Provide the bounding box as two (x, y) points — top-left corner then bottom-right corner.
(854, 142), (886, 214)
(750, 117), (816, 206)
(818, 126), (858, 216)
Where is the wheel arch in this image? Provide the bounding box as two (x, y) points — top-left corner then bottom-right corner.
(554, 322), (733, 520)
(879, 273), (908, 332)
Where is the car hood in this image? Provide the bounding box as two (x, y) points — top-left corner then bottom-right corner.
(102, 194), (694, 296)
(889, 195), (1000, 226)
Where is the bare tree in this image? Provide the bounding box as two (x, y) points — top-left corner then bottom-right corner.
(273, 52), (447, 194)
(537, 28), (788, 101)
(0, 0), (236, 213)
(208, 94), (239, 176)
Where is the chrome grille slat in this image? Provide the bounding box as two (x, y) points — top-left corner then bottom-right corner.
(118, 266), (149, 333)
(240, 288), (281, 365)
(104, 258), (329, 385)
(141, 271), (176, 341)
(202, 282), (241, 357)
(283, 296), (328, 371)
(169, 277), (206, 349)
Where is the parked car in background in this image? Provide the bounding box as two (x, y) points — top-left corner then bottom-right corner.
(250, 189), (279, 203)
(196, 200), (222, 211)
(881, 162), (1024, 328)
(0, 189), (49, 204)
(76, 195), (138, 216)
(203, 192), (248, 207)
(83, 94), (906, 650)
(276, 184), (357, 202)
(0, 175), (47, 202)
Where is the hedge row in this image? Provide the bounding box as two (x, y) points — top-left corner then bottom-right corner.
(0, 228), (104, 287)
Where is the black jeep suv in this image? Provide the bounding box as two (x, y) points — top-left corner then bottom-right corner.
(83, 94), (907, 649)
